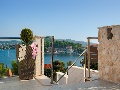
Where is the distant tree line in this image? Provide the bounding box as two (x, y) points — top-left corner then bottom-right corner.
(0, 39), (85, 54)
(44, 38), (85, 54)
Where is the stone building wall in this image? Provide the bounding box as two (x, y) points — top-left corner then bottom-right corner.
(98, 25), (120, 83)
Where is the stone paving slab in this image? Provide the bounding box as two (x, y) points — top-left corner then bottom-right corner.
(53, 79), (120, 90)
(34, 75), (53, 86)
(0, 76), (52, 90)
(0, 76), (120, 90)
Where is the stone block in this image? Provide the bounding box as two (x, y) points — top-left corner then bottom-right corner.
(112, 35), (120, 40)
(98, 25), (120, 84)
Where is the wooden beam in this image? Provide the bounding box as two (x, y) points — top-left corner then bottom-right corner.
(51, 36), (54, 84)
(87, 37), (98, 39)
(84, 51), (86, 82)
(87, 38), (91, 78)
(0, 37), (21, 39)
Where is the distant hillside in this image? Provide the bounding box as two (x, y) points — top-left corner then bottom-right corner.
(55, 39), (87, 46)
(55, 39), (97, 47)
(0, 39), (96, 47)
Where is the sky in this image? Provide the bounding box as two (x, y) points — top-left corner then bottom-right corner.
(0, 0), (120, 43)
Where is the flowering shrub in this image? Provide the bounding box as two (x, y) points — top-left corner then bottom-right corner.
(31, 42), (38, 59)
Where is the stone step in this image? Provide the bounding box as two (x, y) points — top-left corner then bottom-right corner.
(34, 75), (57, 86)
(51, 79), (120, 90)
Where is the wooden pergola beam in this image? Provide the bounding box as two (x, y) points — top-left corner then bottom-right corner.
(84, 51), (86, 82)
(0, 37), (21, 39)
(87, 38), (91, 78)
(87, 37), (98, 39)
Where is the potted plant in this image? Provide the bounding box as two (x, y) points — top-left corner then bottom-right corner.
(16, 28), (38, 80)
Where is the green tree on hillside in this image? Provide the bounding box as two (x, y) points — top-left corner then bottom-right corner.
(44, 38), (84, 54)
(53, 60), (66, 81)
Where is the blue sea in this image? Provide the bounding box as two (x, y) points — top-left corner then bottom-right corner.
(0, 49), (83, 68)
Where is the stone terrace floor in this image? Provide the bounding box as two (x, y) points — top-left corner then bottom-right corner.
(0, 75), (120, 90)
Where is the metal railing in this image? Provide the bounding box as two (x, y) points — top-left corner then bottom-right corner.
(56, 49), (87, 83)
(0, 37), (21, 39)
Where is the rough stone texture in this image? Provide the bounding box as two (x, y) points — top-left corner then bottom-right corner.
(98, 25), (120, 83)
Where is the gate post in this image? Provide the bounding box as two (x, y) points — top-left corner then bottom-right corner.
(87, 38), (90, 78)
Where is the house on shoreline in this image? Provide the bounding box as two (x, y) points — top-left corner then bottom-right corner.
(46, 46), (74, 54)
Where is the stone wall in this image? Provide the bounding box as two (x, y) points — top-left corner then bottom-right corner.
(98, 25), (120, 83)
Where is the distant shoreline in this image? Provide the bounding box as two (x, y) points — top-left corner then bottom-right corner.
(0, 49), (82, 56)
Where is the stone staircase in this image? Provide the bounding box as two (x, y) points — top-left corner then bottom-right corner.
(57, 66), (99, 85)
(50, 78), (120, 90)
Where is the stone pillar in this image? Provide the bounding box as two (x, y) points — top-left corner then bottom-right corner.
(34, 36), (44, 76)
(98, 25), (120, 83)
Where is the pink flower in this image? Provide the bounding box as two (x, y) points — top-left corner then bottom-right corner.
(32, 52), (36, 59)
(31, 42), (38, 59)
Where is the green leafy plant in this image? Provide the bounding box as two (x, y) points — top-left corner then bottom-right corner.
(44, 68), (51, 78)
(67, 61), (72, 66)
(53, 60), (66, 81)
(0, 63), (8, 77)
(11, 60), (18, 75)
(20, 28), (33, 45)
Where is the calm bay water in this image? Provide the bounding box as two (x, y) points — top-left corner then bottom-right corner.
(0, 49), (83, 68)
